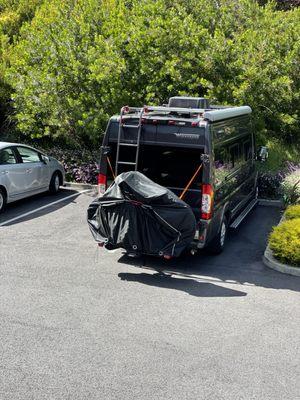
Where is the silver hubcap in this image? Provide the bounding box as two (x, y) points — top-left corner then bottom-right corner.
(54, 175), (60, 191)
(220, 222), (226, 246)
(0, 193), (3, 210)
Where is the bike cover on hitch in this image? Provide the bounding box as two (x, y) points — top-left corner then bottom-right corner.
(87, 171), (196, 257)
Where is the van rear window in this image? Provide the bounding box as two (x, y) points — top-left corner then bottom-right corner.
(139, 145), (203, 190)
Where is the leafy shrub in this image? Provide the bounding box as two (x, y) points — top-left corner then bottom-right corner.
(46, 147), (99, 184)
(6, 0), (300, 145)
(258, 172), (283, 199)
(258, 161), (300, 200)
(281, 168), (300, 205)
(285, 204), (300, 220)
(269, 218), (300, 267)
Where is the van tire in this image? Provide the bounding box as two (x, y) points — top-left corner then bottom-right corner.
(0, 188), (7, 213)
(49, 172), (61, 194)
(207, 216), (228, 255)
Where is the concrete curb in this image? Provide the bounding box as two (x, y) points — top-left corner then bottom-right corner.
(65, 182), (97, 191)
(263, 245), (300, 277)
(258, 198), (283, 208)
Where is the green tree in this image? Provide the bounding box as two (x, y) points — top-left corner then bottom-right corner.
(0, 0), (43, 136)
(8, 0), (127, 144)
(6, 0), (300, 146)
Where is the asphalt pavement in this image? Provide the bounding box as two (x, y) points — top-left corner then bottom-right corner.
(0, 189), (299, 400)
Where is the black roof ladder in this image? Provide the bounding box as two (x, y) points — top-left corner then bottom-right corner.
(115, 106), (144, 176)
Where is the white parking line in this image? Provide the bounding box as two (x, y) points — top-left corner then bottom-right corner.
(0, 189), (91, 227)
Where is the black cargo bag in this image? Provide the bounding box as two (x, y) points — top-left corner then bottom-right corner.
(87, 171), (196, 258)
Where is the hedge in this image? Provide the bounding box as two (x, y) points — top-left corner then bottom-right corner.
(284, 204), (300, 220)
(269, 218), (300, 267)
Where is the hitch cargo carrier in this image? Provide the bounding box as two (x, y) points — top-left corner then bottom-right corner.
(88, 171), (197, 258)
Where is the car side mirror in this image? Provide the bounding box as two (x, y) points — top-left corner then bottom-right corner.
(41, 155), (50, 164)
(257, 146), (268, 162)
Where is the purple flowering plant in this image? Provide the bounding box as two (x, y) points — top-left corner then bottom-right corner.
(258, 161), (300, 201)
(46, 147), (99, 184)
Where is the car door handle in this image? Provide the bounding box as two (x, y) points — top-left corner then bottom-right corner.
(1, 171), (8, 175)
(26, 168), (32, 173)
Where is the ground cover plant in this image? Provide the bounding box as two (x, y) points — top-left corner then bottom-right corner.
(284, 204), (300, 219)
(281, 167), (300, 205)
(269, 215), (300, 267)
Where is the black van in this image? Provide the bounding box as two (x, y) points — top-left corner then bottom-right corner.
(98, 97), (259, 254)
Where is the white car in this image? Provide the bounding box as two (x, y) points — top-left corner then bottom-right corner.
(0, 142), (65, 213)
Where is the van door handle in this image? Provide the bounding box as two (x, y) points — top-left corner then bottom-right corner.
(26, 168), (32, 173)
(1, 171), (8, 175)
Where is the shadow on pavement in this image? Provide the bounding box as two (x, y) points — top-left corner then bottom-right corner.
(118, 206), (300, 293)
(118, 271), (247, 297)
(0, 189), (84, 226)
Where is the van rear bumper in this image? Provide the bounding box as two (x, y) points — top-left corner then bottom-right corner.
(192, 220), (209, 249)
(192, 216), (220, 249)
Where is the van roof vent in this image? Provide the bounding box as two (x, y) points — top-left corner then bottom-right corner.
(168, 96), (210, 109)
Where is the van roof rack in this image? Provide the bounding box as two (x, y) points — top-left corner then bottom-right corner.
(118, 105), (252, 122)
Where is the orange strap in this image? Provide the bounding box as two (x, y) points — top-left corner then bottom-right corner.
(107, 156), (116, 180)
(107, 156), (201, 199)
(179, 164), (202, 200)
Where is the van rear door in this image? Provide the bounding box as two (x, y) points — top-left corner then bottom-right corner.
(103, 143), (203, 219)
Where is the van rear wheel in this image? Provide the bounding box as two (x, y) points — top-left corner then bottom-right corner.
(207, 216), (228, 255)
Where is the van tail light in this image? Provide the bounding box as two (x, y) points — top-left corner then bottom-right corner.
(98, 173), (107, 196)
(201, 184), (214, 220)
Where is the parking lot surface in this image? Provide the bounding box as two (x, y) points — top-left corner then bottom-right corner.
(0, 190), (299, 400)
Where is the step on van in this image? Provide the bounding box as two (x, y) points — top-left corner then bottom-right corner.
(98, 97), (262, 254)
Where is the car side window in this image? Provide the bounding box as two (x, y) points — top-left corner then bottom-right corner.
(17, 147), (41, 163)
(0, 148), (17, 165)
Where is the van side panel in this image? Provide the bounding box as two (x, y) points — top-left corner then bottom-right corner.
(211, 115), (256, 223)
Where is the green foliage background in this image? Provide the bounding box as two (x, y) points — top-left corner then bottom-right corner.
(0, 0), (299, 146)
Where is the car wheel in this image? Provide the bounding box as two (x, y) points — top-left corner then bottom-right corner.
(207, 216), (228, 255)
(49, 172), (61, 194)
(0, 188), (7, 213)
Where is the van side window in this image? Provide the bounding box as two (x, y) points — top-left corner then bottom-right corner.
(214, 142), (245, 186)
(229, 144), (239, 168)
(229, 143), (244, 169)
(243, 140), (252, 160)
(214, 146), (234, 185)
